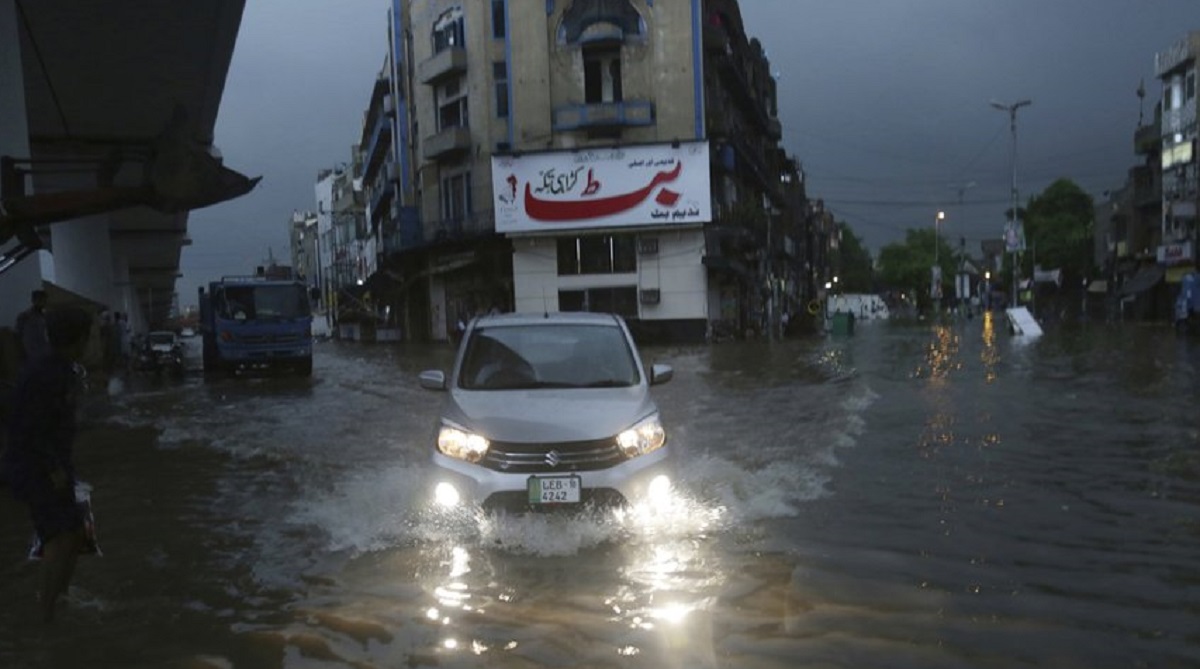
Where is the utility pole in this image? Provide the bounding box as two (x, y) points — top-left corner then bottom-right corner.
(991, 99), (1031, 309)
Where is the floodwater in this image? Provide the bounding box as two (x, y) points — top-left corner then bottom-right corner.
(2, 312), (1198, 668)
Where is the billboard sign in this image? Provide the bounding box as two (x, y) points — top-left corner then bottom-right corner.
(491, 141), (712, 234)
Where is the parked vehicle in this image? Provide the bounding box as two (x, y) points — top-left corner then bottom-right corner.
(418, 311), (675, 512)
(198, 275), (314, 376)
(142, 330), (184, 375)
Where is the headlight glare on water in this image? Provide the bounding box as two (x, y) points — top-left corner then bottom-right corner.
(617, 415), (666, 457)
(437, 425), (490, 463)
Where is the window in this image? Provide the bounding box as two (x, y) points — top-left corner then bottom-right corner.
(492, 0), (506, 39)
(433, 10), (464, 54)
(557, 233), (636, 275)
(441, 172), (472, 222)
(583, 47), (622, 104)
(1187, 72), (1196, 102)
(494, 61), (509, 118)
(436, 77), (468, 130)
(559, 287), (639, 318)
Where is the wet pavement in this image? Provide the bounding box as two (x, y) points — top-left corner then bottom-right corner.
(2, 313), (1199, 668)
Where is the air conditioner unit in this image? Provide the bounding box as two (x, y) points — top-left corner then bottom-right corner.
(639, 289), (661, 305)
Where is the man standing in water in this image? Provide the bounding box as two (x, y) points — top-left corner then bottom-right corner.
(2, 306), (94, 622)
(15, 289), (51, 366)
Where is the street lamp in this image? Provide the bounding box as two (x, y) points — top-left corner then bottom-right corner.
(990, 98), (1032, 309)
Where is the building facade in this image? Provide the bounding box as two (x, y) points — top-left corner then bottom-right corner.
(353, 0), (820, 343)
(1156, 32), (1198, 285)
(1099, 31), (1197, 320)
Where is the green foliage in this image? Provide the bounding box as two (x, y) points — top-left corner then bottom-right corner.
(1024, 178), (1095, 277)
(876, 227), (956, 305)
(836, 222), (874, 292)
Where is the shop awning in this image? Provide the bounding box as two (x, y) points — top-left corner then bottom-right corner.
(1165, 266), (1194, 284)
(1119, 265), (1164, 296)
(42, 281), (107, 314)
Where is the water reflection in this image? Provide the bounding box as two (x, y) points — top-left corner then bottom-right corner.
(398, 486), (739, 666)
(979, 310), (1000, 383)
(11, 324), (1197, 667)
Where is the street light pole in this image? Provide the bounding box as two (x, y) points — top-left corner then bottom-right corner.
(990, 98), (1031, 309)
(934, 210), (945, 315)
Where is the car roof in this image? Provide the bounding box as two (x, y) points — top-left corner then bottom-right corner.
(471, 311), (624, 328)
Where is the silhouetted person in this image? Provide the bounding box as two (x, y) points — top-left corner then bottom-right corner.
(2, 306), (94, 622)
(15, 289), (50, 365)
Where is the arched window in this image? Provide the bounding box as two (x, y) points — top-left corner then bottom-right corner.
(432, 8), (464, 54)
(559, 0), (643, 45)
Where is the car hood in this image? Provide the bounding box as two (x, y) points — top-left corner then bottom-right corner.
(444, 387), (658, 443)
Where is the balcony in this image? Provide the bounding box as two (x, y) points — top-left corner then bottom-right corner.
(362, 113), (392, 182)
(369, 180), (395, 226)
(418, 47), (467, 85)
(766, 117), (782, 141)
(552, 100), (654, 131)
(1130, 165), (1161, 209)
(702, 23), (730, 55)
(422, 126), (472, 161)
(428, 210), (496, 243)
(1134, 121), (1160, 156)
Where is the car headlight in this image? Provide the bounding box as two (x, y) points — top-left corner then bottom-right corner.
(437, 424), (490, 463)
(616, 414), (666, 457)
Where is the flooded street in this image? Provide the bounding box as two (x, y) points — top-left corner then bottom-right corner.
(3, 313), (1199, 668)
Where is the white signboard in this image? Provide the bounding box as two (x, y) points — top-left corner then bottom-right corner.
(491, 141), (712, 234)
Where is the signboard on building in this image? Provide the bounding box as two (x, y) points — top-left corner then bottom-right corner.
(491, 141), (712, 234)
(1158, 240), (1194, 265)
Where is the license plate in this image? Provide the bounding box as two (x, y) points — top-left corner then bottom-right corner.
(527, 475), (581, 504)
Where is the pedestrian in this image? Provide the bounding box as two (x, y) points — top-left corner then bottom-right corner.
(14, 289), (51, 366)
(2, 306), (95, 623)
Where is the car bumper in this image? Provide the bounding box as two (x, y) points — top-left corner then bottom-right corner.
(429, 447), (674, 511)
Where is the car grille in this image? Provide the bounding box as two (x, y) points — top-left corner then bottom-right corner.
(482, 437), (625, 473)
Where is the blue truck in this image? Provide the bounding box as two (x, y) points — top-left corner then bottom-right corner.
(198, 275), (314, 376)
(1175, 272), (1200, 331)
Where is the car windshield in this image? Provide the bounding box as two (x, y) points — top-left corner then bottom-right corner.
(458, 324), (639, 390)
(217, 284), (311, 321)
(148, 332), (175, 345)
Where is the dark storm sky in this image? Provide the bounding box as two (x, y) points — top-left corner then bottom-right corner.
(180, 0), (1196, 303)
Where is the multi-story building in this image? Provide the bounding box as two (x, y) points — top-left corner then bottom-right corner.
(360, 0), (816, 343)
(289, 209), (319, 292)
(1099, 31), (1196, 320)
(1156, 31), (1198, 285)
(312, 156), (371, 332)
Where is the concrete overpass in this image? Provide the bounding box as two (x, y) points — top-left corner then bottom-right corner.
(0, 0), (252, 339)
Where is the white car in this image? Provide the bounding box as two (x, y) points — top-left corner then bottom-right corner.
(419, 311), (674, 512)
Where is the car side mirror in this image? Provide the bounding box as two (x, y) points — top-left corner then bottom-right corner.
(419, 370), (447, 391)
(649, 363), (673, 386)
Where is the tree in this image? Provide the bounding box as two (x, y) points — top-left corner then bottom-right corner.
(836, 222), (874, 292)
(877, 227), (956, 309)
(1024, 178), (1095, 280)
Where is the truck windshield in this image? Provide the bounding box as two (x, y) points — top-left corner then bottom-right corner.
(218, 284), (311, 321)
